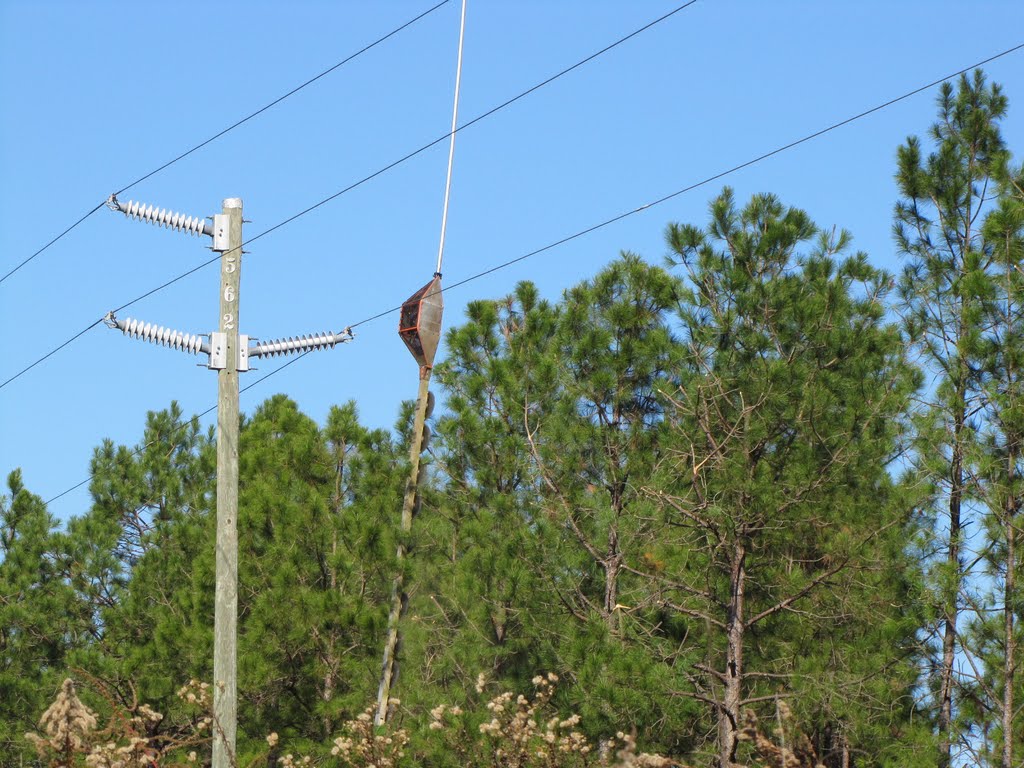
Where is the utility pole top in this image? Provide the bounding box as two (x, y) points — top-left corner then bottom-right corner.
(223, 197), (242, 209)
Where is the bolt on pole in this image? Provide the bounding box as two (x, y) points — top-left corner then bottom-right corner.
(213, 197), (242, 768)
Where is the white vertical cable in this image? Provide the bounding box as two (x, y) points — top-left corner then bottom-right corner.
(435, 0), (467, 277)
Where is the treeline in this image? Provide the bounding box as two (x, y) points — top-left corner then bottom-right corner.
(2, 72), (1021, 768)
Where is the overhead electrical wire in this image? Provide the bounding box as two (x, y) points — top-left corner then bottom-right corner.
(0, 202), (109, 286)
(7, 38), (1023, 394)
(110, 0), (451, 200)
(0, 1), (702, 392)
(0, 318), (108, 392)
(0, 0), (451, 287)
(43, 352), (310, 506)
(36, 41), (1024, 509)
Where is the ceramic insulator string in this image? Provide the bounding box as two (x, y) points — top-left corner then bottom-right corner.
(249, 330), (353, 358)
(110, 315), (209, 355)
(109, 197), (213, 237)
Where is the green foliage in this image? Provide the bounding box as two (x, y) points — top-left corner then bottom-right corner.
(893, 68), (1017, 766)
(235, 395), (398, 742)
(76, 404), (216, 712)
(962, 162), (1024, 766)
(664, 188), (927, 765)
(0, 471), (86, 761)
(423, 258), (700, 755)
(0, 397), (405, 763)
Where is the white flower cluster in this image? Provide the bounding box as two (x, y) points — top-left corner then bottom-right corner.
(25, 679), (98, 755)
(328, 704), (408, 768)
(84, 736), (157, 768)
(176, 680), (211, 708)
(277, 754), (312, 768)
(607, 732), (674, 768)
(428, 703), (464, 730)
(472, 672), (600, 764)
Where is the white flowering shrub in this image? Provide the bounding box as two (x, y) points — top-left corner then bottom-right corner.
(25, 678), (211, 768)
(327, 702), (409, 768)
(407, 673), (674, 768)
(25, 679), (99, 765)
(24, 673), (847, 767)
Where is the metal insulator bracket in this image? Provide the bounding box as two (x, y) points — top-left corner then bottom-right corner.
(104, 312), (209, 356)
(209, 332), (226, 370)
(106, 195), (214, 238)
(207, 333), (249, 371)
(248, 328), (354, 359)
(238, 335), (249, 372)
(211, 215), (230, 252)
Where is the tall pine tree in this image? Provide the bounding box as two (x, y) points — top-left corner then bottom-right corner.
(965, 162), (1024, 768)
(427, 261), (700, 754)
(662, 189), (925, 767)
(894, 69), (1010, 767)
(0, 471), (87, 764)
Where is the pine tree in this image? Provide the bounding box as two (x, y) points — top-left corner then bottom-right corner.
(528, 255), (697, 748)
(662, 188), (924, 767)
(965, 163), (1024, 768)
(0, 471), (85, 764)
(320, 401), (403, 735)
(422, 282), (560, 696)
(63, 404), (217, 734)
(894, 69), (1010, 767)
(428, 260), (703, 754)
(60, 397), (400, 757)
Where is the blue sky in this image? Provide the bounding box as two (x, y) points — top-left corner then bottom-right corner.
(1, 0), (1022, 522)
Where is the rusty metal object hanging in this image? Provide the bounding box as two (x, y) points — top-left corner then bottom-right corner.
(398, 275), (444, 372)
(376, 0), (466, 727)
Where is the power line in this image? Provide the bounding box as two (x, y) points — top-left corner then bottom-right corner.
(0, 318), (105, 391)
(252, 0), (703, 243)
(111, 1), (451, 199)
(0, 203), (107, 285)
(0, 1), (703, 392)
(44, 351), (311, 506)
(0, 1), (451, 287)
(10, 39), (1024, 399)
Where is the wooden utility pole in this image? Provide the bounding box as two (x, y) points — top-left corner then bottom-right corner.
(104, 193), (352, 766)
(213, 197), (242, 768)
